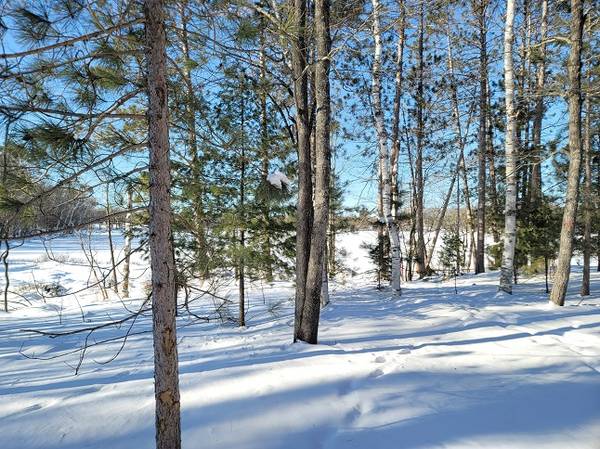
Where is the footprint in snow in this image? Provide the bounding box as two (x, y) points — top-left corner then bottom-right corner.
(369, 368), (384, 378)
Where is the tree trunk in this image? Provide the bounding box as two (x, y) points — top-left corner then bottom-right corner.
(122, 185), (133, 299)
(580, 90), (591, 296)
(294, 0), (331, 343)
(549, 0), (584, 306)
(475, 0), (488, 275)
(371, 0), (402, 293)
(529, 0), (547, 206)
(144, 0), (181, 447)
(291, 0), (313, 341)
(414, 2), (427, 278)
(390, 0), (406, 220)
(105, 185), (119, 294)
(499, 0), (518, 294)
(239, 93), (246, 327)
(259, 30), (274, 283)
(2, 240), (9, 312)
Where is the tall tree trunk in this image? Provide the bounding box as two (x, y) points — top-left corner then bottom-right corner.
(486, 79), (500, 244)
(259, 29), (274, 283)
(549, 0), (584, 306)
(144, 0), (181, 447)
(390, 0), (406, 220)
(239, 91), (246, 327)
(581, 90), (591, 296)
(414, 2), (427, 278)
(292, 0), (313, 341)
(294, 0), (331, 343)
(122, 185), (133, 299)
(530, 0), (547, 206)
(475, 0), (488, 274)
(499, 0), (518, 294)
(371, 0), (402, 293)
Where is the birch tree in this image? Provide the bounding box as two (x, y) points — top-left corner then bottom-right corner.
(371, 0), (402, 293)
(499, 0), (518, 294)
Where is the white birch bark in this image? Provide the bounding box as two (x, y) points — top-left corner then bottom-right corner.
(371, 0), (401, 293)
(499, 0), (518, 294)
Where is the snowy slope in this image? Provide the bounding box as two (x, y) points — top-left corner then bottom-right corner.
(1, 232), (600, 449)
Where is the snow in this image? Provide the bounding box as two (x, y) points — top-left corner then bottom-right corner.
(1, 231), (600, 448)
(267, 171), (291, 190)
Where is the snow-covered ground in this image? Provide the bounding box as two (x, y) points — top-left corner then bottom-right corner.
(1, 231), (599, 448)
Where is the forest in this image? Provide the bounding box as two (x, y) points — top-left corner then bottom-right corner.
(0, 0), (599, 448)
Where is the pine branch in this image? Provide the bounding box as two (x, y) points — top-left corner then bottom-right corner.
(0, 18), (143, 59)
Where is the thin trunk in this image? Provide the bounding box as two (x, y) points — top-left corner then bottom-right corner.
(581, 92), (591, 296)
(544, 256), (549, 293)
(144, 0), (181, 447)
(259, 30), (273, 283)
(475, 0), (488, 274)
(530, 0), (547, 206)
(327, 164), (336, 276)
(390, 0), (406, 220)
(239, 92), (246, 327)
(122, 186), (133, 299)
(2, 240), (9, 312)
(426, 29), (472, 271)
(106, 185), (119, 294)
(486, 79), (500, 242)
(597, 155), (600, 272)
(499, 0), (518, 294)
(179, 3), (208, 277)
(414, 3), (426, 278)
(520, 0), (533, 208)
(371, 0), (402, 292)
(549, 0), (584, 306)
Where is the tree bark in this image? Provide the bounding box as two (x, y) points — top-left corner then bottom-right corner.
(414, 2), (427, 278)
(529, 0), (547, 206)
(294, 0), (331, 343)
(390, 0), (406, 221)
(549, 0), (584, 306)
(499, 0), (518, 294)
(371, 0), (402, 293)
(239, 89), (246, 327)
(475, 0), (488, 274)
(292, 0), (313, 341)
(581, 90), (591, 296)
(144, 0), (181, 447)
